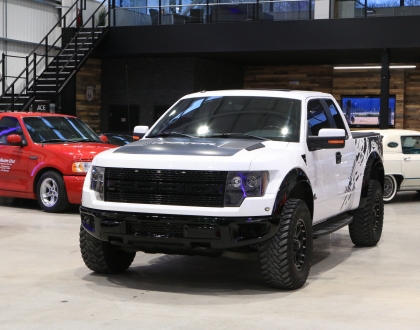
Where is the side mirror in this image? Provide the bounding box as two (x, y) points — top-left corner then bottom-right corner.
(307, 128), (346, 151)
(6, 134), (25, 146)
(99, 134), (109, 143)
(133, 125), (149, 141)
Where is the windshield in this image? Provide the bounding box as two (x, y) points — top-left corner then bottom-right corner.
(149, 96), (301, 142)
(23, 116), (102, 143)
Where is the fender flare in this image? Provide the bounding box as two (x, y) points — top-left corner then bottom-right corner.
(358, 152), (384, 208)
(272, 168), (314, 219)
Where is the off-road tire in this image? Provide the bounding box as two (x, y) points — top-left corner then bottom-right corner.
(36, 171), (70, 213)
(383, 175), (397, 203)
(259, 199), (313, 290)
(349, 180), (383, 246)
(79, 226), (136, 273)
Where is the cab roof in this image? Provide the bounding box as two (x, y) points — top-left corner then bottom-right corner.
(182, 89), (332, 100)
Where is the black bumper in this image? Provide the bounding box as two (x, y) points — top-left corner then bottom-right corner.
(80, 206), (281, 253)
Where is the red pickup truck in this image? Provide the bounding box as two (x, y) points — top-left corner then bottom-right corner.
(0, 112), (117, 212)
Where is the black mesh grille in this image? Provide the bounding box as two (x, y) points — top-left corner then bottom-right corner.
(104, 168), (227, 207)
(106, 168), (227, 182)
(128, 222), (184, 238)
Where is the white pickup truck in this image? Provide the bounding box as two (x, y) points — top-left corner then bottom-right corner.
(79, 90), (384, 290)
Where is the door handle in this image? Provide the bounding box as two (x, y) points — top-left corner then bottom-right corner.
(336, 152), (342, 164)
(404, 157), (411, 161)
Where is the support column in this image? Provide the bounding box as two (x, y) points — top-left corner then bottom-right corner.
(380, 49), (390, 129)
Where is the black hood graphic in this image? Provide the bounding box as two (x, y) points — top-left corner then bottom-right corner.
(112, 137), (265, 156)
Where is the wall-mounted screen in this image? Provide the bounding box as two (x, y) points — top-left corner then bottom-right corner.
(341, 95), (396, 128)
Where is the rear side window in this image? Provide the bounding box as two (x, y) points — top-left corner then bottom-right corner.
(401, 136), (420, 154)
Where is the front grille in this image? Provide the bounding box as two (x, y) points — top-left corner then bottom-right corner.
(104, 168), (227, 207)
(128, 222), (184, 238)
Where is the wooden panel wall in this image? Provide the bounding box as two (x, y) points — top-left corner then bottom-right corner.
(245, 66), (334, 93)
(245, 65), (419, 130)
(76, 58), (101, 132)
(404, 67), (420, 129)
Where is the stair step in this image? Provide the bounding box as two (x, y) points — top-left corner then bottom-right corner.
(312, 213), (353, 238)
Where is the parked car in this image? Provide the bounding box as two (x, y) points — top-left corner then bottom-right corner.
(0, 112), (118, 212)
(99, 132), (133, 146)
(358, 129), (420, 202)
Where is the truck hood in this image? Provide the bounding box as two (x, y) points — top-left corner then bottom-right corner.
(94, 137), (293, 171)
(41, 142), (117, 161)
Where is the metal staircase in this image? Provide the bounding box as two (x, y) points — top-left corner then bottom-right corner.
(0, 0), (110, 112)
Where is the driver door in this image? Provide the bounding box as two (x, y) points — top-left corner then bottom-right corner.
(0, 116), (30, 192)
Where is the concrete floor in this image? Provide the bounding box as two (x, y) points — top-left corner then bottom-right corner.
(1, 192), (420, 330)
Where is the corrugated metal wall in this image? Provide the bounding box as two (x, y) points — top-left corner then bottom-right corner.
(0, 0), (78, 95)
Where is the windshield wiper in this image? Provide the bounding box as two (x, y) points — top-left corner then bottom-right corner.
(203, 133), (270, 141)
(39, 138), (69, 143)
(71, 138), (99, 142)
(147, 132), (195, 138)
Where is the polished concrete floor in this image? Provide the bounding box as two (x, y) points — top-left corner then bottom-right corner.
(1, 192), (420, 330)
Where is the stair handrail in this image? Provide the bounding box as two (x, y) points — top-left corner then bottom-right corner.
(1, 1), (80, 97)
(57, 0), (109, 79)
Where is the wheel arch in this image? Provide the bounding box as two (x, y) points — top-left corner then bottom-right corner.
(272, 168), (314, 219)
(359, 151), (384, 208)
(33, 167), (64, 194)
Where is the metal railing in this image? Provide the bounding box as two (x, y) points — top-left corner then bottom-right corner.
(0, 0), (110, 111)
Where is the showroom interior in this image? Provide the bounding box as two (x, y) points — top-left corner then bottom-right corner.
(1, 0), (420, 329)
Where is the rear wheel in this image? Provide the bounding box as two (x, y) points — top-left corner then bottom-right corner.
(80, 226), (136, 273)
(36, 171), (70, 213)
(383, 175), (397, 203)
(259, 199), (313, 290)
(349, 180), (383, 246)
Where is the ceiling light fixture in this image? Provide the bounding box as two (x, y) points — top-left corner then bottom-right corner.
(334, 65), (416, 70)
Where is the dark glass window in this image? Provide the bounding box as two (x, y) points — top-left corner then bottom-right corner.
(0, 117), (24, 145)
(307, 99), (331, 136)
(401, 136), (420, 154)
(150, 96), (302, 142)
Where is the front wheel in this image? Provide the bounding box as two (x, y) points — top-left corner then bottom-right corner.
(259, 199), (313, 290)
(36, 171), (70, 213)
(383, 175), (397, 202)
(349, 180), (384, 247)
(80, 226), (136, 273)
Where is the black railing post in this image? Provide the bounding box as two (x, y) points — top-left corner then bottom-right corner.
(45, 36), (49, 68)
(56, 54), (59, 93)
(256, 0), (259, 21)
(75, 33), (78, 68)
(26, 56), (29, 93)
(108, 0), (111, 27)
(11, 84), (15, 111)
(33, 53), (37, 98)
(1, 53), (5, 95)
(380, 49), (390, 129)
(159, 0), (161, 25)
(112, 0), (116, 27)
(308, 0), (312, 19)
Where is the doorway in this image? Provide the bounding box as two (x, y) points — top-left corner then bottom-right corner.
(109, 105), (139, 133)
(153, 105), (170, 125)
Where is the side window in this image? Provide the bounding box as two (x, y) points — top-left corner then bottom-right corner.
(0, 117), (24, 145)
(325, 99), (346, 130)
(401, 136), (420, 154)
(307, 99), (332, 136)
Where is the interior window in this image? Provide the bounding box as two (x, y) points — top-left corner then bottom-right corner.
(401, 136), (420, 154)
(0, 117), (24, 145)
(307, 100), (331, 136)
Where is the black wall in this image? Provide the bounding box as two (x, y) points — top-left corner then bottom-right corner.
(100, 57), (243, 131)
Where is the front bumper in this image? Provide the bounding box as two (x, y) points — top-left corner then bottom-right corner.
(80, 206), (281, 253)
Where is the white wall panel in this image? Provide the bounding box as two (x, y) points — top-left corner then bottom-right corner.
(7, 0), (61, 44)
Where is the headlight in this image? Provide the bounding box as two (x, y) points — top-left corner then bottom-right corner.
(72, 162), (91, 173)
(90, 166), (105, 200)
(224, 171), (269, 207)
